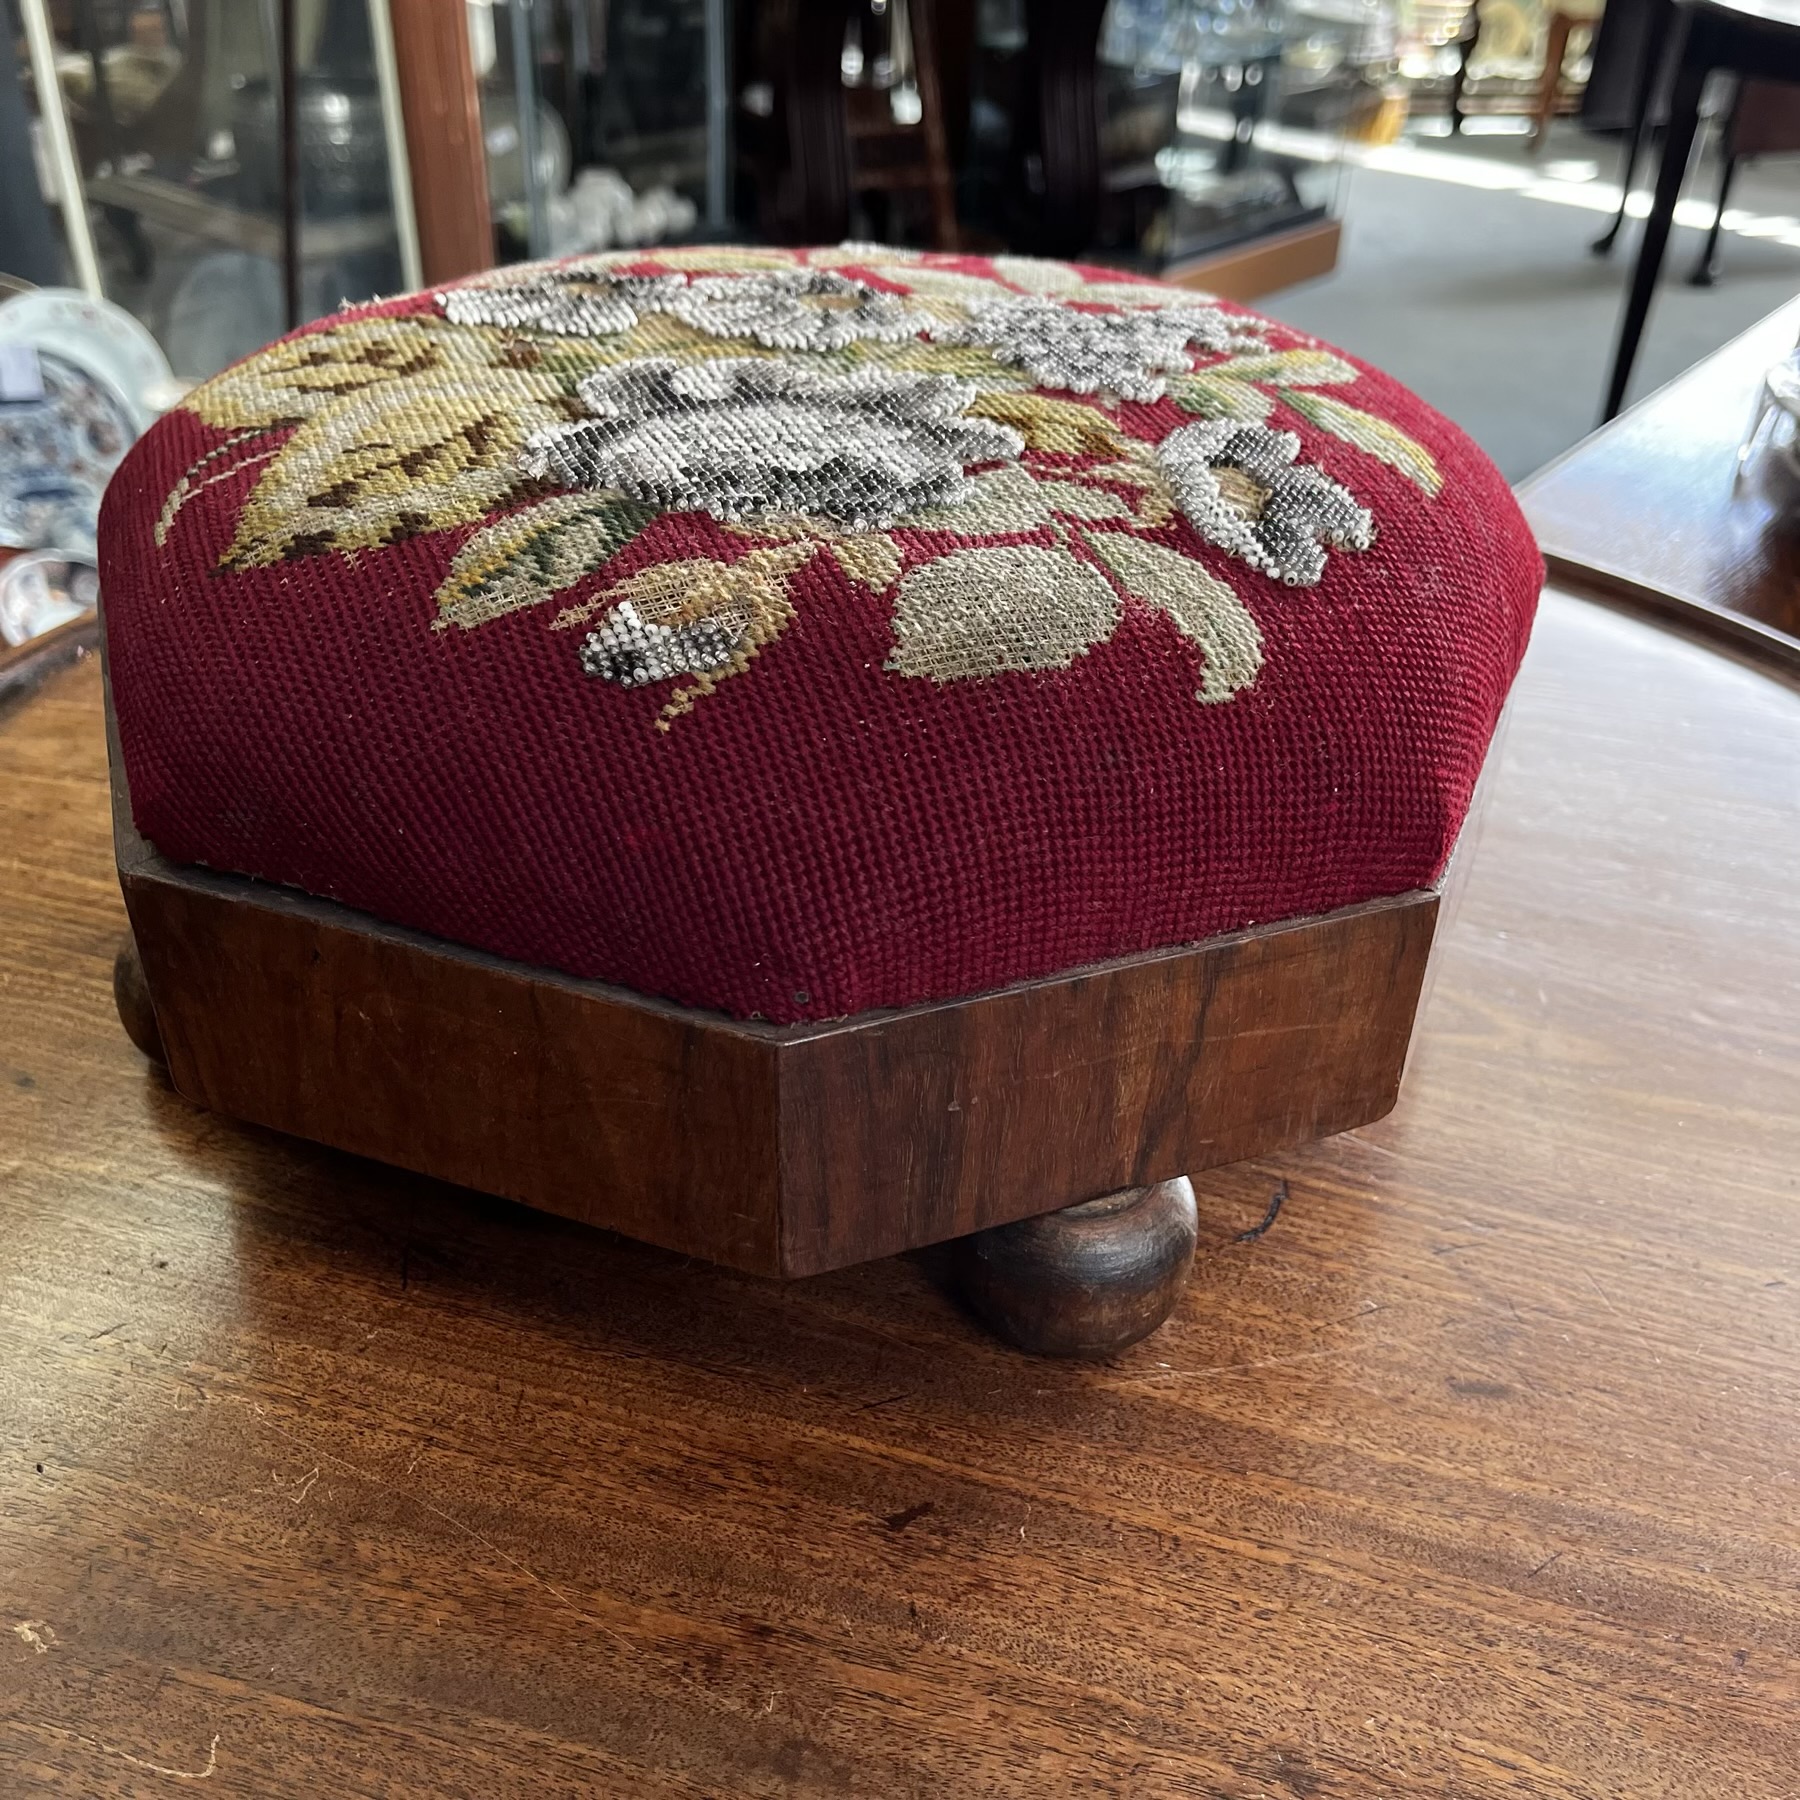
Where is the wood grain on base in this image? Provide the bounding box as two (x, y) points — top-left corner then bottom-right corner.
(117, 846), (1433, 1277)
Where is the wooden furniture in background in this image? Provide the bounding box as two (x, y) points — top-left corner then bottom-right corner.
(1686, 76), (1800, 284)
(1529, 7), (1583, 147)
(1167, 217), (1342, 301)
(844, 0), (960, 250)
(6, 575), (1800, 1792)
(739, 0), (961, 249)
(1521, 293), (1800, 660)
(387, 0), (493, 283)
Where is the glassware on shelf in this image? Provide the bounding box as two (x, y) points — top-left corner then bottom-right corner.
(1735, 350), (1800, 513)
(1086, 0), (1384, 274)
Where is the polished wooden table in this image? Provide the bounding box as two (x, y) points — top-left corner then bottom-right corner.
(4, 585), (1800, 1795)
(1523, 295), (1800, 662)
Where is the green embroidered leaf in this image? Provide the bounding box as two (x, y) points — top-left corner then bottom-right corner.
(887, 543), (1121, 681)
(1168, 372), (1273, 423)
(1205, 349), (1359, 388)
(435, 492), (655, 629)
(1089, 531), (1262, 703)
(1282, 390), (1443, 496)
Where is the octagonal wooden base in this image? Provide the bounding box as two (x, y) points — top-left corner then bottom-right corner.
(109, 856), (1435, 1279)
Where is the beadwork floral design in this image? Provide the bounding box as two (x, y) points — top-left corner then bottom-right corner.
(948, 294), (1262, 401)
(157, 244), (1447, 731)
(522, 357), (1023, 529)
(1158, 422), (1374, 587)
(447, 266), (938, 352)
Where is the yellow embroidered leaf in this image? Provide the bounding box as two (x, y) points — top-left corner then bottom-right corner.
(220, 366), (570, 568)
(1089, 531), (1262, 702)
(829, 532), (904, 591)
(1206, 349), (1359, 388)
(1168, 372), (1274, 423)
(186, 316), (515, 432)
(965, 390), (1127, 456)
(434, 492), (655, 630)
(1282, 390), (1443, 496)
(888, 543), (1121, 681)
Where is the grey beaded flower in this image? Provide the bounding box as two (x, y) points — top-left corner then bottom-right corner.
(1157, 421), (1374, 586)
(951, 295), (1264, 402)
(523, 357), (1025, 529)
(579, 599), (744, 686)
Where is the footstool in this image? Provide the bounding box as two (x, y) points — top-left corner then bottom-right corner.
(97, 246), (1540, 1355)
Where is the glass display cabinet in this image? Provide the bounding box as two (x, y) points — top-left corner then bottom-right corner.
(9, 0), (416, 380)
(1091, 0), (1383, 280)
(470, 0), (715, 268)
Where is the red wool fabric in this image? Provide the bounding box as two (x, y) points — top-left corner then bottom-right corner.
(99, 250), (1541, 1023)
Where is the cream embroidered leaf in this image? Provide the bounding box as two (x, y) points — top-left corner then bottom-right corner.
(434, 492), (656, 629)
(1207, 349), (1359, 388)
(887, 543), (1121, 681)
(1281, 390), (1443, 496)
(1089, 531), (1263, 702)
(1030, 477), (1133, 521)
(901, 463), (1129, 533)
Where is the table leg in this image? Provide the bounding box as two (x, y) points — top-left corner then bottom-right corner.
(1688, 148), (1740, 286)
(1592, 0), (1678, 257)
(1603, 49), (1709, 420)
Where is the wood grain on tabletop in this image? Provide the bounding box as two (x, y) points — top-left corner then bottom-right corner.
(2, 596), (1799, 1798)
(1519, 294), (1800, 660)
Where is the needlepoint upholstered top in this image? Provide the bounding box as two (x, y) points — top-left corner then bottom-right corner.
(99, 246), (1540, 1024)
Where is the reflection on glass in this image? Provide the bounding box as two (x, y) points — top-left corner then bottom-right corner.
(474, 0), (705, 269)
(1095, 0), (1383, 272)
(14, 0), (408, 379)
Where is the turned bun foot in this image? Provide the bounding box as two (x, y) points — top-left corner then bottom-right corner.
(113, 932), (165, 1063)
(954, 1177), (1199, 1357)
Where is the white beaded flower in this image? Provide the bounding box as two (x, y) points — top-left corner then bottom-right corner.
(440, 273), (685, 336)
(663, 270), (936, 351)
(1157, 421), (1374, 586)
(523, 357), (1025, 530)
